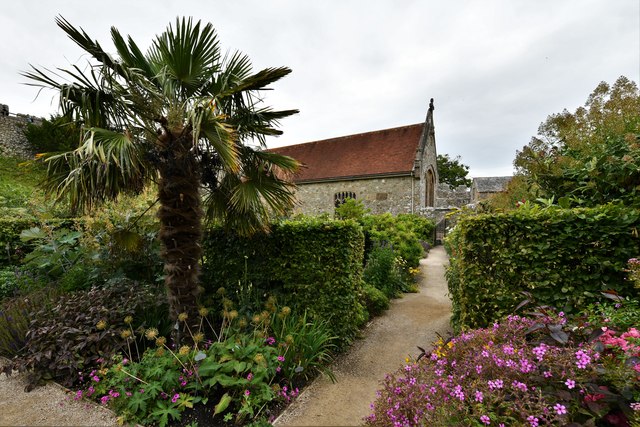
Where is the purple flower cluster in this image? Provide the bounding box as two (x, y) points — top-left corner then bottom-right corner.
(364, 314), (600, 426)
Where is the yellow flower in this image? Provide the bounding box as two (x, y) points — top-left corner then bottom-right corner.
(254, 353), (265, 365)
(178, 312), (189, 322)
(156, 336), (167, 347)
(178, 345), (191, 356)
(155, 347), (165, 357)
(228, 310), (238, 320)
(96, 320), (107, 330)
(238, 318), (248, 328)
(198, 307), (209, 317)
(123, 316), (133, 325)
(285, 335), (294, 345)
(280, 306), (291, 317)
(145, 328), (159, 340)
(216, 287), (226, 296)
(193, 332), (204, 343)
(222, 298), (233, 310)
(120, 330), (132, 339)
(252, 314), (261, 324)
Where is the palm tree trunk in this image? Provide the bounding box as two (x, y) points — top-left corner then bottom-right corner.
(156, 128), (203, 343)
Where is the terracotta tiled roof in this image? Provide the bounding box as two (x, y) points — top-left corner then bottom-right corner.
(269, 124), (424, 182)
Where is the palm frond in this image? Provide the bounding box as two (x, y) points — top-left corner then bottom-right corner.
(42, 127), (150, 213)
(148, 17), (220, 99)
(203, 146), (298, 235)
(218, 67), (292, 97)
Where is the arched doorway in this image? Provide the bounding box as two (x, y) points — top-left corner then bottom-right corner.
(425, 169), (435, 207)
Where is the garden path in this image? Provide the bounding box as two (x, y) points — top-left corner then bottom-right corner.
(273, 245), (452, 426)
(0, 357), (118, 426)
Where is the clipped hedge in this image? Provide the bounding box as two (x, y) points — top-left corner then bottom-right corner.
(202, 217), (366, 347)
(446, 204), (640, 331)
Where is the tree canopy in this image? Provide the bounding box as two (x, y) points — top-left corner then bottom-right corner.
(436, 154), (472, 188)
(514, 76), (640, 206)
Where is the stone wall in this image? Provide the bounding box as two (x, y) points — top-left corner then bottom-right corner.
(293, 175), (421, 216)
(0, 105), (39, 159)
(435, 183), (471, 208)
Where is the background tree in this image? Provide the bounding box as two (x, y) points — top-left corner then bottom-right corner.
(23, 114), (81, 153)
(436, 154), (472, 187)
(514, 76), (640, 206)
(25, 17), (299, 340)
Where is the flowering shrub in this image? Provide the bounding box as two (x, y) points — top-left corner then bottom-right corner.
(366, 313), (640, 426)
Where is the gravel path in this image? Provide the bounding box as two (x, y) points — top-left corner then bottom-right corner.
(0, 358), (118, 426)
(273, 245), (452, 426)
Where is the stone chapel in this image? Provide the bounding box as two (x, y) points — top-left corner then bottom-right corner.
(270, 99), (439, 215)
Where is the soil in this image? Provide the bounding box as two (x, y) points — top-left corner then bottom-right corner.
(0, 246), (451, 427)
(272, 245), (452, 426)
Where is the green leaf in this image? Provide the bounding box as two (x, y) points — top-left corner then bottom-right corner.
(213, 393), (232, 416)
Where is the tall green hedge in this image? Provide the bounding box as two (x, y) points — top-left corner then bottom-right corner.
(446, 204), (640, 331)
(201, 217), (366, 347)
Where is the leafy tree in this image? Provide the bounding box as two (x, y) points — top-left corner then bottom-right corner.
(436, 154), (471, 187)
(24, 17), (299, 340)
(23, 114), (80, 153)
(514, 76), (640, 206)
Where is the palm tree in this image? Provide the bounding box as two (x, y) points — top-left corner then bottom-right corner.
(24, 16), (299, 340)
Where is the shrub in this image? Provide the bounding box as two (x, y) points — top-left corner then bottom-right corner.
(363, 244), (406, 298)
(366, 311), (640, 426)
(202, 217), (366, 348)
(11, 280), (167, 389)
(0, 268), (19, 300)
(360, 213), (426, 269)
(0, 217), (35, 267)
(361, 283), (390, 317)
(445, 203), (640, 331)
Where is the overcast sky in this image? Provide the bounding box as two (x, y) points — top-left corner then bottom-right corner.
(1, 1), (638, 177)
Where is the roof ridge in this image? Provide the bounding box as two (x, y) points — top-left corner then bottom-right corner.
(275, 122), (424, 149)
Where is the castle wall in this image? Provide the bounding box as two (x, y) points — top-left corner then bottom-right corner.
(292, 175), (421, 216)
(0, 104), (39, 159)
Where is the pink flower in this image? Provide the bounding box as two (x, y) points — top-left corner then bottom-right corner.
(277, 355), (285, 362)
(565, 379), (576, 389)
(92, 375), (100, 382)
(247, 373), (253, 381)
(171, 393), (180, 403)
(100, 395), (109, 405)
(554, 403), (567, 415)
(527, 415), (539, 427)
(244, 390), (251, 396)
(480, 415), (491, 425)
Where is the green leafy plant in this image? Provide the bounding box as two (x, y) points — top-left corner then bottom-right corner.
(363, 244), (407, 298)
(335, 198), (370, 220)
(20, 225), (84, 280)
(361, 282), (390, 317)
